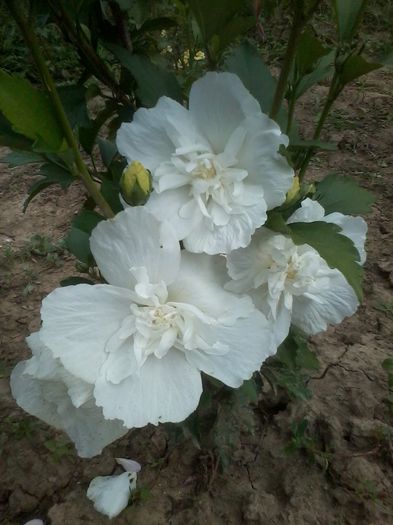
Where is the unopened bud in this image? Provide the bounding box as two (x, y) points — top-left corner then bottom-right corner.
(120, 161), (152, 206)
(285, 176), (300, 204)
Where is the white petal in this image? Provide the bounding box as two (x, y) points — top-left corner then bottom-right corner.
(186, 309), (275, 388)
(94, 350), (202, 428)
(235, 115), (294, 209)
(291, 270), (359, 334)
(168, 252), (254, 320)
(145, 188), (197, 241)
(324, 212), (367, 264)
(116, 458), (141, 473)
(40, 284), (132, 383)
(189, 72), (261, 153)
(11, 361), (128, 458)
(90, 207), (180, 288)
(183, 199), (267, 255)
(87, 472), (133, 518)
(116, 96), (207, 171)
(287, 198), (325, 223)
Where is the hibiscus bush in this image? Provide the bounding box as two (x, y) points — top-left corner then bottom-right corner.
(1, 0), (389, 518)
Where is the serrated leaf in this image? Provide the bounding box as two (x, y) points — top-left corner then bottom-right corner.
(288, 221), (363, 300)
(108, 45), (182, 106)
(224, 42), (277, 114)
(315, 173), (374, 214)
(23, 163), (73, 212)
(0, 70), (63, 151)
(0, 114), (33, 150)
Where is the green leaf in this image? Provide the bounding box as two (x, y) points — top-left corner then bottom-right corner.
(66, 209), (103, 264)
(235, 378), (258, 404)
(98, 139), (117, 168)
(108, 45), (182, 106)
(295, 50), (335, 99)
(288, 221), (363, 300)
(186, 0), (245, 43)
(0, 114), (33, 150)
(101, 178), (123, 214)
(223, 42), (277, 114)
(23, 163), (73, 212)
(0, 70), (63, 151)
(339, 55), (380, 85)
(58, 85), (90, 129)
(333, 0), (368, 42)
(295, 31), (331, 77)
(60, 276), (95, 286)
(315, 173), (374, 214)
(1, 150), (44, 167)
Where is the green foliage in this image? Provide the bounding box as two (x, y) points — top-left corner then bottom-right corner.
(66, 209), (104, 264)
(285, 419), (331, 469)
(0, 70), (64, 151)
(60, 276), (95, 286)
(0, 150), (44, 167)
(224, 42), (277, 114)
(314, 174), (375, 214)
(333, 0), (368, 43)
(263, 329), (319, 401)
(108, 44), (182, 106)
(44, 437), (73, 462)
(288, 221), (363, 301)
(339, 54), (381, 85)
(23, 162), (74, 212)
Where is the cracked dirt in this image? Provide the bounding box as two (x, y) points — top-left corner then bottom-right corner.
(1, 67), (393, 524)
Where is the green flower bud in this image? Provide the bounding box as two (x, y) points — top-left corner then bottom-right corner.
(120, 161), (152, 206)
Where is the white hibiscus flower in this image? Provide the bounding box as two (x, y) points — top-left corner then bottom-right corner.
(286, 198), (367, 264)
(225, 200), (365, 344)
(12, 207), (275, 449)
(11, 332), (128, 458)
(116, 72), (294, 254)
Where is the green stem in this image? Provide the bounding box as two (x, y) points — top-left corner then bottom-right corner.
(298, 72), (341, 180)
(6, 0), (115, 219)
(286, 89), (297, 135)
(270, 8), (304, 121)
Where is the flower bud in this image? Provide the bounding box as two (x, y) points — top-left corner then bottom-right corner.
(120, 161), (152, 206)
(285, 176), (300, 204)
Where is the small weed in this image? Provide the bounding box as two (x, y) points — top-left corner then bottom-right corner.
(4, 417), (39, 440)
(44, 437), (73, 462)
(328, 110), (357, 131)
(0, 245), (15, 269)
(285, 419), (332, 470)
(24, 234), (65, 267)
(375, 301), (393, 314)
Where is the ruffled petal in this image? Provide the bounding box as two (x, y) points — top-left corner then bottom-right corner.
(324, 212), (367, 264)
(286, 198), (325, 223)
(90, 207), (180, 288)
(235, 115), (294, 209)
(168, 252), (254, 320)
(183, 199), (267, 254)
(145, 188), (198, 241)
(40, 284), (132, 383)
(94, 350), (202, 428)
(189, 72), (261, 154)
(291, 270), (359, 334)
(11, 361), (128, 458)
(87, 472), (134, 518)
(185, 309), (276, 388)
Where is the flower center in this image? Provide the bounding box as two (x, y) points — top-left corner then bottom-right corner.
(192, 158), (217, 180)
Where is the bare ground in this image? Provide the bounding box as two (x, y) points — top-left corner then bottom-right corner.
(1, 68), (393, 525)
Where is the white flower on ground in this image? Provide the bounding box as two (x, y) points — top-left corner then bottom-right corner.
(116, 72), (294, 254)
(12, 207), (275, 445)
(87, 459), (140, 519)
(11, 332), (128, 458)
(226, 225), (359, 344)
(286, 198), (367, 264)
